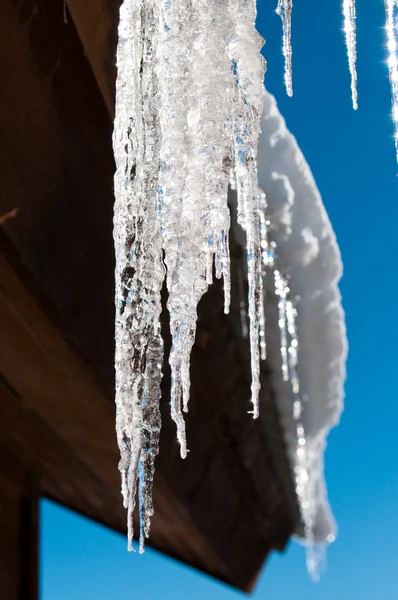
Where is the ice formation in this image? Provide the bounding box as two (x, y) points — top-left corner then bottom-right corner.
(113, 0), (265, 551)
(384, 0), (398, 159)
(276, 0), (293, 97)
(256, 189), (320, 569)
(343, 0), (358, 109)
(254, 200), (330, 579)
(112, 0), (350, 568)
(256, 89), (347, 576)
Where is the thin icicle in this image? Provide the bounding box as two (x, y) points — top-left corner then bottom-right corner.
(286, 299), (299, 394)
(343, 0), (358, 110)
(259, 276), (267, 361)
(255, 202), (316, 573)
(276, 0), (293, 97)
(264, 227), (317, 578)
(269, 236), (318, 579)
(238, 264), (249, 339)
(258, 191), (268, 361)
(274, 269), (289, 382)
(384, 0), (398, 160)
(229, 0), (265, 418)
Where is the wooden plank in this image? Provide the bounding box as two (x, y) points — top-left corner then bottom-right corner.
(0, 447), (38, 600)
(63, 0), (120, 115)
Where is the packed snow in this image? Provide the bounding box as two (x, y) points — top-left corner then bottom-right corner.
(256, 89), (347, 571)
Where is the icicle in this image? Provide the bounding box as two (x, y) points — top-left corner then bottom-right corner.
(283, 288), (317, 578)
(384, 0), (398, 160)
(259, 278), (266, 361)
(274, 269), (289, 381)
(256, 189), (318, 578)
(286, 299), (299, 393)
(238, 264), (249, 339)
(278, 274), (317, 578)
(258, 191), (268, 361)
(306, 544), (326, 583)
(276, 0), (293, 97)
(228, 0), (265, 418)
(113, 0), (265, 549)
(113, 0), (164, 551)
(342, 0), (358, 110)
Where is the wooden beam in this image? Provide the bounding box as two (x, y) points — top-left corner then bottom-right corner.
(0, 447), (39, 600)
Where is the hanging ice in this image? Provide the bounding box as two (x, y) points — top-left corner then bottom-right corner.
(384, 0), (398, 160)
(342, 0), (358, 109)
(276, 0), (293, 96)
(258, 190), (268, 361)
(113, 0), (265, 550)
(113, 0), (164, 553)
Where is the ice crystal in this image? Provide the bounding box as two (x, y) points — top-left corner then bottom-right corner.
(113, 0), (265, 550)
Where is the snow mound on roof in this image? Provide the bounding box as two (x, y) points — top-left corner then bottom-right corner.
(257, 89), (347, 544)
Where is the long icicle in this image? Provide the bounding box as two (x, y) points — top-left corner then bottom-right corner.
(113, 0), (164, 552)
(384, 0), (398, 160)
(276, 0), (293, 97)
(229, 0), (265, 418)
(343, 0), (358, 109)
(113, 0), (266, 549)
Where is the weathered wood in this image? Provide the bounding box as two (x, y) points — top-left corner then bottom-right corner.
(64, 0), (120, 115)
(0, 0), (298, 593)
(0, 235), (225, 577)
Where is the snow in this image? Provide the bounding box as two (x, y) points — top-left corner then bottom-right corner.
(343, 0), (358, 110)
(256, 89), (347, 560)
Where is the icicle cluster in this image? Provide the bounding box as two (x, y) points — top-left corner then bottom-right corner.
(113, 0), (265, 550)
(385, 0), (398, 160)
(343, 0), (358, 109)
(276, 0), (293, 97)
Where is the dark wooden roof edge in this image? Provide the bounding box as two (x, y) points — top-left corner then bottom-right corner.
(0, 231), (229, 583)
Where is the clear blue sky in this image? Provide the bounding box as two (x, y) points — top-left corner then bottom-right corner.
(41, 1), (398, 598)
